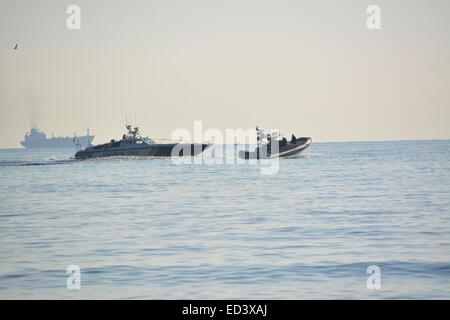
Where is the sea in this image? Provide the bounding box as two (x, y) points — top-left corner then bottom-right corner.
(0, 140), (449, 299)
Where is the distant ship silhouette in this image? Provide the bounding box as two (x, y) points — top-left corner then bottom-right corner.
(21, 124), (94, 148)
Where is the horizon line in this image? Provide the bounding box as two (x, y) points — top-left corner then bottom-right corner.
(1, 138), (449, 150)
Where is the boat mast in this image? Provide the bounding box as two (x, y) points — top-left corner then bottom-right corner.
(256, 125), (260, 159)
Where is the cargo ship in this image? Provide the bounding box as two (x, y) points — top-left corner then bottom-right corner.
(21, 125), (94, 148)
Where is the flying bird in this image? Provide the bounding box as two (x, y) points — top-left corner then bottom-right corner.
(14, 44), (18, 50)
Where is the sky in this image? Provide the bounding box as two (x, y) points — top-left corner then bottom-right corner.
(0, 0), (449, 148)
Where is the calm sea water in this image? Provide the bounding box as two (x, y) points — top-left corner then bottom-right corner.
(0, 140), (449, 299)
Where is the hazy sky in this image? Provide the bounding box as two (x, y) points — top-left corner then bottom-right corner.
(0, 0), (449, 148)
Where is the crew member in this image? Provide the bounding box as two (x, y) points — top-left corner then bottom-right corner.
(291, 134), (296, 144)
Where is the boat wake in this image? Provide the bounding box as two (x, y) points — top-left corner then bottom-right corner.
(0, 153), (323, 167)
(283, 153), (325, 159)
(0, 159), (74, 167)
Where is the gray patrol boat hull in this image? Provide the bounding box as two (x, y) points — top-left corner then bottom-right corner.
(75, 142), (210, 159)
(239, 137), (312, 159)
(74, 125), (210, 159)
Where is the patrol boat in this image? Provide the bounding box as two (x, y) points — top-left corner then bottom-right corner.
(74, 125), (210, 159)
(239, 126), (311, 159)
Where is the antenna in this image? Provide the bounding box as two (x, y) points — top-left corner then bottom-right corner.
(132, 110), (137, 128)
